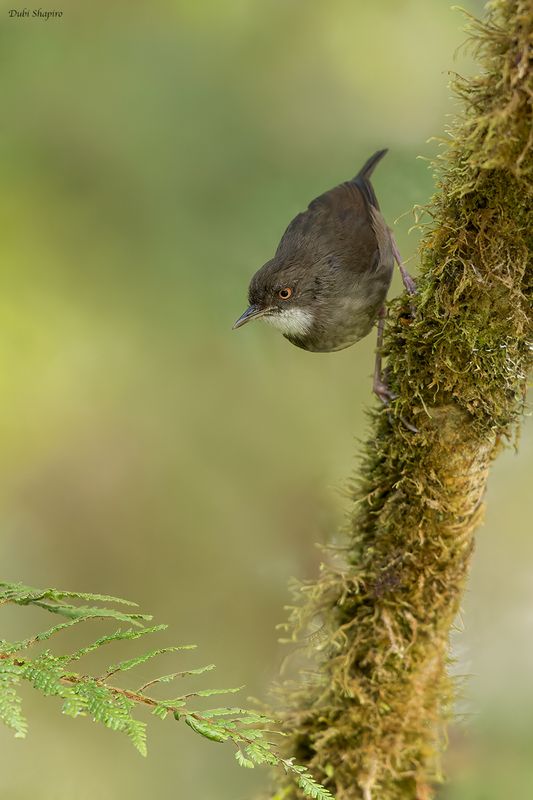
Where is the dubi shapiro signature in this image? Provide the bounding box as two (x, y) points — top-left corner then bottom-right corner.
(9, 9), (63, 19)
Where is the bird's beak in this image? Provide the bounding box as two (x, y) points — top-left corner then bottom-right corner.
(232, 304), (273, 329)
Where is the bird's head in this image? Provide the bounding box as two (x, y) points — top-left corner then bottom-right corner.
(233, 258), (320, 340)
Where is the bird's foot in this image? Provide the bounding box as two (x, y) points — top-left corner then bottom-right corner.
(373, 376), (398, 406)
(399, 265), (417, 297)
(373, 376), (419, 434)
(397, 413), (419, 434)
(391, 236), (417, 299)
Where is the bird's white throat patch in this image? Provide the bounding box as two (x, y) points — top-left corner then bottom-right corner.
(264, 308), (314, 338)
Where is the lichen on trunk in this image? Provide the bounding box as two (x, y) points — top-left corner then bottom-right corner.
(271, 1), (532, 798)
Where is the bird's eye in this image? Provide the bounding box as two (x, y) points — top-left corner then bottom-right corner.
(278, 288), (292, 300)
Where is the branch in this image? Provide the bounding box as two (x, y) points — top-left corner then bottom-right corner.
(270, 1), (532, 798)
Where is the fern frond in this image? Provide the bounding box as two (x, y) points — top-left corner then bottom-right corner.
(186, 685), (244, 698)
(105, 645), (196, 678)
(137, 662), (215, 692)
(22, 651), (72, 697)
(0, 579), (335, 798)
(0, 661), (27, 737)
(200, 707), (273, 722)
(0, 583), (138, 607)
(32, 600), (150, 626)
(235, 749), (255, 768)
(2, 617), (97, 655)
(286, 764), (336, 800)
(295, 773), (335, 800)
(66, 625), (168, 662)
(0, 582), (150, 625)
(70, 680), (148, 755)
(39, 590), (139, 606)
(184, 715), (231, 742)
(245, 740), (279, 766)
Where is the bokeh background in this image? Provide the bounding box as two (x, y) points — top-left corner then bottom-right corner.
(0, 1), (531, 798)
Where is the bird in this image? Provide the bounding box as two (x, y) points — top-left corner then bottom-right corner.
(233, 149), (415, 381)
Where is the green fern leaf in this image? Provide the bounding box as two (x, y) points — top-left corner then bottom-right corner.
(0, 583), (138, 608)
(2, 617), (92, 655)
(184, 715), (230, 743)
(298, 774), (334, 800)
(290, 766), (335, 800)
(0, 582), (45, 604)
(72, 680), (147, 755)
(126, 717), (148, 756)
(0, 580), (335, 798)
(106, 645), (195, 676)
(67, 624), (168, 662)
(41, 590), (139, 606)
(187, 685), (244, 698)
(61, 692), (90, 718)
(22, 652), (71, 697)
(0, 661), (27, 737)
(137, 663), (215, 692)
(165, 663), (216, 679)
(199, 706), (247, 717)
(200, 707), (273, 724)
(237, 727), (267, 741)
(235, 749), (255, 769)
(151, 704), (170, 720)
(32, 601), (150, 626)
(245, 741), (279, 766)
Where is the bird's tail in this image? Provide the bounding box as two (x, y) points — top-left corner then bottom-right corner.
(352, 148), (388, 209)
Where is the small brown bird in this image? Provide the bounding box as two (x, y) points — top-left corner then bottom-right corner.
(233, 149), (415, 403)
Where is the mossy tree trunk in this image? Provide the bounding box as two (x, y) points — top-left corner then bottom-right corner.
(272, 2), (532, 798)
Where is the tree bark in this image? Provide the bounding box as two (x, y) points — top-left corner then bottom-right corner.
(272, 2), (532, 798)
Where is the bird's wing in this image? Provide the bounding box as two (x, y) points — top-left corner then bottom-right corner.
(275, 181), (392, 276)
(368, 204), (394, 271)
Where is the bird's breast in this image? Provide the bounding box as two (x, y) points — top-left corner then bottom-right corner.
(285, 293), (384, 353)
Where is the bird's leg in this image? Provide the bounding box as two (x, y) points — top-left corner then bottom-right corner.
(390, 234), (417, 296)
(373, 306), (397, 405)
(373, 306), (419, 433)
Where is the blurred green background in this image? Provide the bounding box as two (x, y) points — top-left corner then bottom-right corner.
(0, 1), (531, 798)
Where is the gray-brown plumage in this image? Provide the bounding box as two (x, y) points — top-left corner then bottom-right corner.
(233, 149), (398, 353)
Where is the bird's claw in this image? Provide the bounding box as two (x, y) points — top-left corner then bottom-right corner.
(398, 414), (419, 434)
(401, 269), (417, 297)
(373, 380), (398, 405)
(391, 236), (417, 300)
(373, 379), (419, 433)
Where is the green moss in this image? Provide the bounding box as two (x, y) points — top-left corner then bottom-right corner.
(270, 2), (532, 798)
